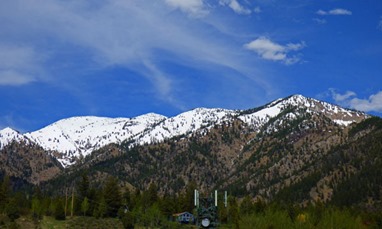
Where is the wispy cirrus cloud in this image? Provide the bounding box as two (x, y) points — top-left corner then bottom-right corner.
(316, 8), (352, 16)
(330, 89), (356, 102)
(253, 6), (261, 14)
(164, 0), (208, 16)
(313, 18), (327, 25)
(0, 0), (274, 110)
(330, 89), (382, 112)
(0, 45), (44, 86)
(244, 37), (306, 65)
(219, 0), (251, 15)
(378, 17), (382, 31)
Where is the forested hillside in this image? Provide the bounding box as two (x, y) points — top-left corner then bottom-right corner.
(1, 96), (382, 228)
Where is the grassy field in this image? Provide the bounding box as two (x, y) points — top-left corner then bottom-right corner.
(6, 216), (124, 229)
(2, 208), (380, 229)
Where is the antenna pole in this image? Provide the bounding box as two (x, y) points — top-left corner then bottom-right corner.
(65, 187), (68, 217)
(224, 191), (227, 208)
(215, 190), (218, 207)
(71, 186), (74, 218)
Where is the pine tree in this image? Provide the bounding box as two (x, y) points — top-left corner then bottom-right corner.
(159, 193), (176, 219)
(103, 176), (121, 217)
(228, 196), (240, 229)
(179, 181), (196, 212)
(240, 195), (254, 215)
(87, 187), (97, 217)
(94, 195), (107, 218)
(54, 198), (66, 220)
(81, 197), (89, 216)
(142, 183), (158, 210)
(121, 189), (131, 209)
(0, 175), (10, 212)
(31, 197), (43, 220)
(77, 172), (89, 202)
(6, 197), (20, 221)
(119, 209), (134, 229)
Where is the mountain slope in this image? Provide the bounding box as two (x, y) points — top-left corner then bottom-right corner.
(0, 95), (367, 168)
(46, 112), (381, 207)
(24, 113), (167, 166)
(3, 94), (381, 208)
(36, 95), (381, 208)
(0, 141), (62, 185)
(0, 127), (30, 148)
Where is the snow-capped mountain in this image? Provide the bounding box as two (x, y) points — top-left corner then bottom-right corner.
(238, 94), (366, 129)
(135, 108), (237, 145)
(0, 127), (29, 148)
(23, 113), (166, 166)
(0, 95), (368, 167)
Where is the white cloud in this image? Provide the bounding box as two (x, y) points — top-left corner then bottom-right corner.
(244, 37), (306, 65)
(0, 45), (43, 86)
(313, 18), (327, 24)
(349, 92), (382, 112)
(253, 6), (261, 14)
(164, 0), (207, 16)
(219, 0), (251, 15)
(330, 89), (356, 102)
(331, 90), (382, 113)
(317, 8), (352, 16)
(0, 70), (36, 86)
(0, 0), (273, 108)
(378, 17), (382, 31)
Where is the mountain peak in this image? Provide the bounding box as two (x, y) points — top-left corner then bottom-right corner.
(0, 94), (369, 167)
(0, 127), (19, 134)
(0, 127), (27, 149)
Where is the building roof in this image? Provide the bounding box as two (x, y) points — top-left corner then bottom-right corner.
(172, 211), (194, 217)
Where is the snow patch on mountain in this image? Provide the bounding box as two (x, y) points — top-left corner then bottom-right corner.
(135, 108), (237, 145)
(24, 114), (167, 166)
(0, 127), (28, 149)
(0, 94), (369, 167)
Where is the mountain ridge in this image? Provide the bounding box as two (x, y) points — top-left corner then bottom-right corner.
(3, 94), (382, 207)
(0, 94), (368, 167)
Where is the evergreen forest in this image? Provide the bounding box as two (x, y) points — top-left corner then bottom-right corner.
(1, 172), (382, 229)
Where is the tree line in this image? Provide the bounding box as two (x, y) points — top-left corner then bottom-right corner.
(1, 173), (382, 228)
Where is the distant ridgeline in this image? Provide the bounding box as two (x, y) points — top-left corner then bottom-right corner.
(2, 95), (382, 211)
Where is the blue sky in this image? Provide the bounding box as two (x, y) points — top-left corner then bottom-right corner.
(1, 0), (382, 132)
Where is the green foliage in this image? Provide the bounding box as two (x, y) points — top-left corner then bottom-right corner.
(119, 209), (134, 229)
(31, 197), (44, 220)
(141, 203), (165, 228)
(349, 116), (382, 137)
(103, 176), (121, 217)
(330, 135), (382, 207)
(238, 205), (367, 229)
(0, 176), (23, 222)
(94, 195), (107, 218)
(81, 197), (89, 216)
(0, 171), (381, 228)
(64, 216), (124, 229)
(178, 181), (197, 213)
(315, 208), (366, 229)
(253, 198), (267, 214)
(159, 193), (176, 219)
(142, 183), (158, 209)
(77, 172), (89, 201)
(0, 175), (10, 212)
(54, 198), (66, 220)
(5, 198), (20, 221)
(227, 196), (240, 228)
(240, 208), (295, 229)
(274, 172), (322, 204)
(0, 214), (22, 229)
(240, 195), (255, 216)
